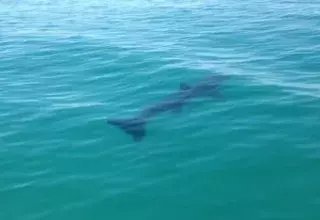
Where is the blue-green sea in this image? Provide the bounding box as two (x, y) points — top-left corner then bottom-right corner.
(1, 0), (320, 219)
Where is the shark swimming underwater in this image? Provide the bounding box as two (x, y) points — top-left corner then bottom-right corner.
(107, 74), (228, 141)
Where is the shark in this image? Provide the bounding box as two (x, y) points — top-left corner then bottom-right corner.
(107, 74), (228, 141)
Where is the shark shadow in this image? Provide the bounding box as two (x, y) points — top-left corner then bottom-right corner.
(107, 74), (228, 141)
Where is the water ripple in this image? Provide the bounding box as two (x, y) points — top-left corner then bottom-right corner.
(1, 0), (320, 219)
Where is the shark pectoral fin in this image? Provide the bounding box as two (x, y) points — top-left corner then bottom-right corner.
(107, 118), (146, 142)
(180, 83), (191, 90)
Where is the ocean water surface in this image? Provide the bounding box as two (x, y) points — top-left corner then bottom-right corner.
(1, 0), (320, 219)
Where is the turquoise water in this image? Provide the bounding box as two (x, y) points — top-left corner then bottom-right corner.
(1, 0), (320, 219)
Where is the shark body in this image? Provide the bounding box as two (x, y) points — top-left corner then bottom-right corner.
(107, 75), (227, 141)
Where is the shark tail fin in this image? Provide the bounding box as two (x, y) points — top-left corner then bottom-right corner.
(107, 117), (146, 142)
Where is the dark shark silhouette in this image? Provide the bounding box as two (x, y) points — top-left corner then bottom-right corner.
(107, 75), (228, 141)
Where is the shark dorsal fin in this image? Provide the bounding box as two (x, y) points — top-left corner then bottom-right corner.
(180, 83), (191, 90)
